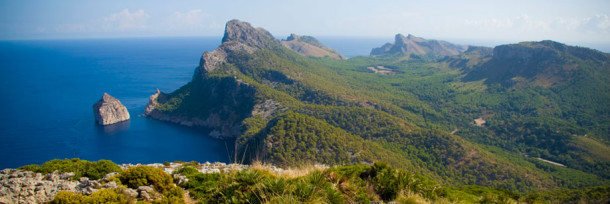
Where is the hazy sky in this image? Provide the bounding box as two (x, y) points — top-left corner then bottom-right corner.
(1, 0), (609, 46)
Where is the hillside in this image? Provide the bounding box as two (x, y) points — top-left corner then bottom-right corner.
(281, 34), (347, 60)
(144, 19), (610, 193)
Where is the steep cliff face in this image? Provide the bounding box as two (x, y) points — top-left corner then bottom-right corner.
(371, 34), (468, 58)
(281, 34), (347, 60)
(93, 93), (130, 125)
(144, 20), (275, 138)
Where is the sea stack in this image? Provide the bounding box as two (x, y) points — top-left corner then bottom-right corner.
(93, 93), (130, 125)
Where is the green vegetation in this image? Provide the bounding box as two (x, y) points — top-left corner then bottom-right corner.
(18, 161), (184, 204)
(119, 166), (174, 194)
(173, 161), (610, 203)
(13, 159), (608, 203)
(19, 158), (121, 180)
(51, 188), (130, 204)
(175, 162), (471, 203)
(152, 27), (610, 195)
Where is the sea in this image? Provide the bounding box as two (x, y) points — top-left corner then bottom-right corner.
(3, 36), (606, 169)
(0, 36), (385, 169)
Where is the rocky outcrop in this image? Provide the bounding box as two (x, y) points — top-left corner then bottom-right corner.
(144, 19), (278, 139)
(281, 34), (347, 60)
(371, 34), (468, 58)
(194, 19), (279, 78)
(0, 169), (116, 203)
(93, 93), (130, 125)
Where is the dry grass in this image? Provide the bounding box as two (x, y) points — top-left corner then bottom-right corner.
(573, 136), (610, 161)
(250, 161), (329, 178)
(394, 190), (434, 204)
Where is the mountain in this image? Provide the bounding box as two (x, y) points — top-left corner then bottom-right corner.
(281, 34), (347, 60)
(370, 34), (468, 58)
(464, 40), (610, 86)
(145, 19), (610, 193)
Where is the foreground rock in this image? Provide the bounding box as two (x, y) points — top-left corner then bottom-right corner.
(0, 162), (282, 203)
(0, 169), (108, 203)
(93, 93), (130, 125)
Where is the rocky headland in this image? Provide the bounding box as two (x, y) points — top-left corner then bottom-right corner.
(143, 20), (285, 139)
(93, 93), (130, 125)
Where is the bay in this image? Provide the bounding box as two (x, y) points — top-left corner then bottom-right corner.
(0, 36), (380, 169)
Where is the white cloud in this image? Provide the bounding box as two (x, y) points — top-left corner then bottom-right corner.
(169, 10), (206, 28)
(462, 14), (551, 33)
(552, 14), (610, 34)
(164, 9), (211, 32)
(104, 9), (150, 31)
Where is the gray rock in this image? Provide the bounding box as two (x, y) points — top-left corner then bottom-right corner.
(139, 190), (152, 202)
(59, 172), (74, 180)
(123, 188), (138, 198)
(137, 185), (154, 193)
(102, 181), (118, 189)
(102, 172), (119, 182)
(173, 174), (188, 187)
(93, 93), (130, 125)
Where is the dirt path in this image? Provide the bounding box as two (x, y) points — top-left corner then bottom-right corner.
(183, 190), (197, 204)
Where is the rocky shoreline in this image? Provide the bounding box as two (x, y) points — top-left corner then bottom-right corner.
(0, 162), (283, 203)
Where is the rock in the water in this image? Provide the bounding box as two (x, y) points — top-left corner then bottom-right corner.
(93, 93), (130, 125)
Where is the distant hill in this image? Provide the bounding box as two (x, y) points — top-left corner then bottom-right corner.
(281, 34), (347, 60)
(370, 34), (468, 58)
(464, 40), (610, 87)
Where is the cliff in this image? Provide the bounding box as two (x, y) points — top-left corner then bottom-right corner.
(93, 93), (130, 125)
(370, 34), (468, 58)
(144, 20), (272, 138)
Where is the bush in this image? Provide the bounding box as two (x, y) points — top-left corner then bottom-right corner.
(50, 191), (85, 204)
(174, 166), (220, 200)
(19, 158), (121, 180)
(51, 189), (128, 204)
(119, 166), (174, 194)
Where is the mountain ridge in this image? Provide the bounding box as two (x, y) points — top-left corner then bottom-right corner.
(371, 34), (468, 58)
(143, 19), (610, 193)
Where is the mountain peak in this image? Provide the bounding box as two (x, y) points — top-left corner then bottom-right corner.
(221, 19), (279, 50)
(372, 34), (467, 57)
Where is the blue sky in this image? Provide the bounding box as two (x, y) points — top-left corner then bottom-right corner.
(1, 0), (609, 46)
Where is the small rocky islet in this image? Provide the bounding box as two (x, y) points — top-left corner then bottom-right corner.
(92, 93), (130, 126)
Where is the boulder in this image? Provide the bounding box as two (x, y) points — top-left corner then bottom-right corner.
(93, 93), (130, 125)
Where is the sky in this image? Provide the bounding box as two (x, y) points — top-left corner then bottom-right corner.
(1, 0), (609, 48)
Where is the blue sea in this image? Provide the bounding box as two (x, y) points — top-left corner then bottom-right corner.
(0, 36), (381, 169)
(0, 37), (232, 168)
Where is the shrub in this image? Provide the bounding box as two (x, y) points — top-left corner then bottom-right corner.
(119, 166), (174, 194)
(51, 189), (128, 204)
(19, 158), (121, 180)
(50, 191), (85, 204)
